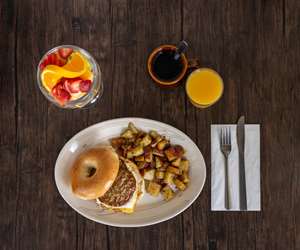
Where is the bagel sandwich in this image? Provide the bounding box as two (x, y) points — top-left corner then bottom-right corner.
(70, 147), (144, 213)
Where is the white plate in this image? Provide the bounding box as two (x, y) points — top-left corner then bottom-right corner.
(54, 118), (206, 227)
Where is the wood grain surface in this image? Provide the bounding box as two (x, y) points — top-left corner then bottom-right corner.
(0, 0), (299, 249)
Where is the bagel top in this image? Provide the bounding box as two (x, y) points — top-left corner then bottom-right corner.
(70, 147), (120, 200)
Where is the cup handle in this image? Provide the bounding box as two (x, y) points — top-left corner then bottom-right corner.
(188, 58), (201, 70)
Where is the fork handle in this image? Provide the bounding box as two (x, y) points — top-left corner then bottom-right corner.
(224, 157), (230, 209)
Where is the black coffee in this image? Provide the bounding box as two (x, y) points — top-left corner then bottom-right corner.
(151, 48), (184, 82)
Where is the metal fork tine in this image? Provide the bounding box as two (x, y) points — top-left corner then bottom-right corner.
(226, 127), (229, 145)
(221, 128), (223, 145)
(228, 127), (231, 144)
(221, 128), (224, 145)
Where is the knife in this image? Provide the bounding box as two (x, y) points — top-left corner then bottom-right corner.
(237, 116), (247, 210)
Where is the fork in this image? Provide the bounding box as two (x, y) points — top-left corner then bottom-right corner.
(220, 127), (232, 209)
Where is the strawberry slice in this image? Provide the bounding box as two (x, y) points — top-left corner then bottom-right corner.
(39, 52), (66, 70)
(58, 48), (73, 59)
(79, 80), (92, 92)
(63, 78), (82, 93)
(51, 81), (71, 105)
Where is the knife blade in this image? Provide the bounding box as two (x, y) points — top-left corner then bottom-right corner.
(237, 116), (247, 210)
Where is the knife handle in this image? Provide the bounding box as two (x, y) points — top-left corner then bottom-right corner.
(239, 153), (247, 210)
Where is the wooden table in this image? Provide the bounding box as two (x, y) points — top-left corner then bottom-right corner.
(1, 0), (299, 249)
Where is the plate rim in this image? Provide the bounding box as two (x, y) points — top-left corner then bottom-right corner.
(54, 117), (206, 227)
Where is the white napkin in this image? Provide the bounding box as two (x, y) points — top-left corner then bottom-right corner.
(211, 124), (261, 211)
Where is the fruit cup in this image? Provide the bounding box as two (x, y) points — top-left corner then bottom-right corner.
(37, 45), (103, 109)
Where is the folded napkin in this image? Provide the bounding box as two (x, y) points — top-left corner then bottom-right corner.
(211, 124), (261, 211)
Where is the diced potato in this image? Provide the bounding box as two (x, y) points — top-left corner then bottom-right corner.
(128, 122), (139, 134)
(151, 136), (163, 147)
(144, 149), (153, 163)
(157, 139), (169, 150)
(164, 172), (175, 185)
(144, 169), (156, 180)
(167, 166), (181, 175)
(179, 159), (189, 172)
(163, 162), (169, 168)
(152, 148), (164, 157)
(149, 130), (159, 139)
(135, 155), (145, 162)
(172, 157), (181, 167)
(164, 145), (184, 161)
(140, 134), (152, 147)
(137, 161), (149, 170)
(136, 130), (146, 139)
(181, 172), (190, 184)
(174, 178), (186, 191)
(155, 157), (163, 168)
(134, 138), (142, 146)
(127, 145), (144, 158)
(155, 171), (165, 179)
(161, 185), (174, 201)
(110, 137), (126, 149)
(121, 129), (135, 139)
(150, 160), (156, 169)
(147, 181), (161, 196)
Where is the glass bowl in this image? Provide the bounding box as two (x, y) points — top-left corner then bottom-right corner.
(37, 45), (103, 109)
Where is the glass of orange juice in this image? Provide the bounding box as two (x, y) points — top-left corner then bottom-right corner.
(185, 68), (224, 108)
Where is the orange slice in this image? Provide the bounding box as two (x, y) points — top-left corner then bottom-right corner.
(41, 52), (89, 91)
(80, 68), (93, 80)
(63, 52), (87, 74)
(41, 68), (62, 91)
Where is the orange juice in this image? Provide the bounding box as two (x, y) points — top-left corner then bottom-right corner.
(186, 68), (223, 108)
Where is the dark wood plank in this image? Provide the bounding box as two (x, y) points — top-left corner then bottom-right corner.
(71, 0), (113, 249)
(15, 0), (81, 249)
(0, 1), (18, 250)
(285, 2), (300, 249)
(106, 1), (184, 250)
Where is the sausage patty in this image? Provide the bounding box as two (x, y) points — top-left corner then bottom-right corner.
(98, 162), (136, 206)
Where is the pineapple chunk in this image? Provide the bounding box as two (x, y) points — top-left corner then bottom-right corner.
(167, 166), (181, 175)
(161, 185), (174, 201)
(147, 181), (161, 196)
(174, 178), (186, 191)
